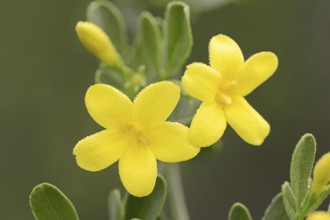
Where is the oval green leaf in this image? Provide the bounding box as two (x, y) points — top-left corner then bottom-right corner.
(290, 133), (316, 208)
(281, 181), (297, 220)
(229, 203), (253, 220)
(262, 193), (290, 220)
(164, 1), (193, 77)
(131, 12), (162, 82)
(29, 183), (79, 220)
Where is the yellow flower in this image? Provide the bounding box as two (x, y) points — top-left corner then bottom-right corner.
(76, 21), (123, 68)
(307, 211), (330, 220)
(311, 152), (330, 195)
(73, 81), (199, 197)
(182, 34), (278, 147)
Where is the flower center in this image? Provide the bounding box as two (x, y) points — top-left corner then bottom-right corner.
(126, 122), (149, 144)
(215, 80), (237, 106)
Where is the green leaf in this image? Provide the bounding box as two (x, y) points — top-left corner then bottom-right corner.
(87, 0), (128, 59)
(124, 176), (167, 220)
(108, 189), (124, 220)
(164, 1), (193, 77)
(29, 183), (79, 220)
(281, 181), (297, 220)
(262, 193), (290, 220)
(229, 203), (253, 220)
(290, 133), (316, 208)
(131, 12), (162, 82)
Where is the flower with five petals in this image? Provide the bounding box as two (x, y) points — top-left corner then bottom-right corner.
(182, 34), (278, 147)
(73, 81), (199, 197)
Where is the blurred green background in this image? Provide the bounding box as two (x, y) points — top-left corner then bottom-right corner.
(1, 0), (330, 219)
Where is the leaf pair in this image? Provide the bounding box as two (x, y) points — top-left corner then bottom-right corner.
(261, 134), (316, 220)
(131, 1), (193, 80)
(229, 134), (320, 220)
(262, 134), (330, 220)
(29, 176), (167, 220)
(281, 134), (316, 220)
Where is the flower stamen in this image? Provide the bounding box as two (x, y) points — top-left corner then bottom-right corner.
(215, 80), (237, 106)
(222, 80), (238, 91)
(126, 122), (149, 144)
(216, 93), (232, 105)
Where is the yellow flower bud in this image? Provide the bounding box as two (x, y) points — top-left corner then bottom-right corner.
(307, 211), (330, 220)
(311, 152), (330, 195)
(76, 21), (123, 68)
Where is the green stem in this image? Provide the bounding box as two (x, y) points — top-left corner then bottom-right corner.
(164, 164), (190, 220)
(295, 194), (313, 220)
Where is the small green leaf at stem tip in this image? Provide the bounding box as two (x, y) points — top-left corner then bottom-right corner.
(229, 203), (253, 220)
(124, 175), (167, 220)
(131, 11), (162, 82)
(281, 181), (297, 220)
(87, 0), (128, 60)
(29, 182), (79, 220)
(108, 189), (124, 220)
(290, 133), (316, 209)
(164, 1), (193, 77)
(262, 193), (290, 220)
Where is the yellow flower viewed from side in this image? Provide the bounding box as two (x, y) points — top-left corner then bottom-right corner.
(76, 21), (123, 68)
(73, 81), (199, 197)
(311, 152), (330, 195)
(182, 34), (278, 147)
(307, 211), (330, 220)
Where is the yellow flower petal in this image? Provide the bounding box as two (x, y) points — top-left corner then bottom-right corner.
(148, 122), (200, 162)
(189, 102), (227, 147)
(85, 84), (133, 129)
(119, 145), (157, 197)
(224, 96), (270, 145)
(76, 21), (123, 68)
(312, 152), (330, 194)
(307, 211), (330, 220)
(73, 129), (128, 172)
(182, 63), (222, 103)
(209, 34), (244, 78)
(233, 52), (278, 96)
(133, 81), (180, 128)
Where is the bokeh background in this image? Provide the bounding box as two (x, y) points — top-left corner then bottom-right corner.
(1, 0), (330, 219)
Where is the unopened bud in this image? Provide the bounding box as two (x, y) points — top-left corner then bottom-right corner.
(76, 21), (123, 68)
(311, 152), (330, 195)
